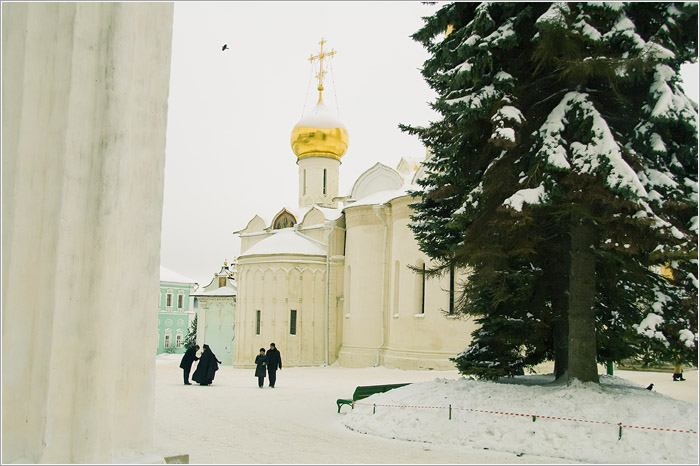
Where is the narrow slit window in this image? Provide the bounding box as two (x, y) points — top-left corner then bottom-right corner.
(323, 169), (327, 195)
(421, 263), (426, 314)
(290, 309), (297, 335)
(449, 264), (455, 314)
(256, 310), (261, 335)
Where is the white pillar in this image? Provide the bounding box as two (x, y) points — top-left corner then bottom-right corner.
(1, 2), (173, 463)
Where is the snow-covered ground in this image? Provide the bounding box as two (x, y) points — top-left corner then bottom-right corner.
(154, 355), (697, 464)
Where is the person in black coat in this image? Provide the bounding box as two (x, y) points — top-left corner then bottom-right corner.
(179, 344), (200, 385)
(192, 344), (222, 386)
(266, 342), (282, 388)
(254, 348), (267, 388)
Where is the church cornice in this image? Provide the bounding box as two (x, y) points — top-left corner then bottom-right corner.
(238, 256), (328, 267)
(344, 204), (392, 227)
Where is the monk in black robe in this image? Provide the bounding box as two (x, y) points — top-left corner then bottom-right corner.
(192, 344), (222, 386)
(179, 344), (200, 385)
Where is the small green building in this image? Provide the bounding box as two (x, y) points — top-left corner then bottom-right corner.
(158, 266), (198, 354)
(192, 259), (237, 365)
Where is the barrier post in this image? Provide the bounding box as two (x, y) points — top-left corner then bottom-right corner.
(373, 404), (376, 415)
(618, 423), (622, 440)
(449, 404), (452, 420)
(532, 415), (537, 422)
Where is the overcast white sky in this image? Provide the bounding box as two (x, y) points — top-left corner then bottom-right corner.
(160, 1), (699, 284)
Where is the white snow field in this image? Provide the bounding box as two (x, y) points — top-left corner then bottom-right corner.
(154, 356), (697, 464)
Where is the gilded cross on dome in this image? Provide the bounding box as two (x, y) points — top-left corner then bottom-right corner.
(308, 38), (336, 102)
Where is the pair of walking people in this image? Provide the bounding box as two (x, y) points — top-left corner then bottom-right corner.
(255, 343), (282, 388)
(180, 343), (222, 386)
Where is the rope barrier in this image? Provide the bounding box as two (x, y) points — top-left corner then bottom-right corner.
(351, 401), (697, 435)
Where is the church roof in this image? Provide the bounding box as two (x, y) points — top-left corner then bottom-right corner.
(237, 204), (343, 236)
(294, 99), (347, 130)
(192, 286), (236, 297)
(160, 266), (196, 284)
(240, 228), (326, 257)
(306, 205), (343, 222)
(346, 187), (413, 208)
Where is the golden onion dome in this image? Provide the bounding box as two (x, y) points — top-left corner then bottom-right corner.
(290, 99), (349, 162)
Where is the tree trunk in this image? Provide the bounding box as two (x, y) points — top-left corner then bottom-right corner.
(567, 219), (599, 383)
(552, 303), (569, 380)
(551, 231), (570, 380)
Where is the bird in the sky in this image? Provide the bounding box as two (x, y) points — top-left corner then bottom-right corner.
(222, 44), (229, 51)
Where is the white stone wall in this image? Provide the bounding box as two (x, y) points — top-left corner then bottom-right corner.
(338, 205), (388, 367)
(298, 157), (340, 207)
(338, 196), (477, 370)
(1, 2), (173, 463)
(234, 256), (335, 368)
(383, 196), (476, 370)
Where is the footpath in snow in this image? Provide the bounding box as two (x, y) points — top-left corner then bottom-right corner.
(154, 355), (697, 464)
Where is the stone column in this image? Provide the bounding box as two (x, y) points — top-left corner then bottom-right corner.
(1, 2), (174, 463)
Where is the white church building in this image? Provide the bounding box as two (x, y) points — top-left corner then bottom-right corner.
(232, 41), (476, 371)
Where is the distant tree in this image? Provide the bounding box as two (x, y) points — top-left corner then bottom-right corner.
(403, 2), (698, 383)
(184, 314), (198, 349)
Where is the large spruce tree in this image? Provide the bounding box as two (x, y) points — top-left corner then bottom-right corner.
(403, 2), (698, 383)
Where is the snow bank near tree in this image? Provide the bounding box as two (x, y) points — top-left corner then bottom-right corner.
(343, 374), (698, 464)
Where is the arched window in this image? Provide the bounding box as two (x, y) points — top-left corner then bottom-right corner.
(393, 261), (400, 317)
(345, 265), (351, 317)
(415, 259), (425, 314)
(272, 210), (296, 229)
(449, 264), (455, 314)
(176, 329), (184, 348)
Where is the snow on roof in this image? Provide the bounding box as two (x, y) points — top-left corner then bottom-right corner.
(238, 206), (316, 235)
(294, 99), (346, 129)
(346, 187), (413, 208)
(240, 228), (327, 257)
(192, 286), (236, 297)
(310, 205), (343, 221)
(160, 266), (196, 284)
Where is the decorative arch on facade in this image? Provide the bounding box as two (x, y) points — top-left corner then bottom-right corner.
(243, 215), (267, 234)
(254, 269), (264, 303)
(272, 209), (297, 230)
(288, 267), (302, 298)
(221, 311), (234, 326)
(300, 207), (326, 228)
(350, 162), (403, 201)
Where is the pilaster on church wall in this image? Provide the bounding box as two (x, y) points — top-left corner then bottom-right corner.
(338, 205), (387, 366)
(327, 227), (345, 363)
